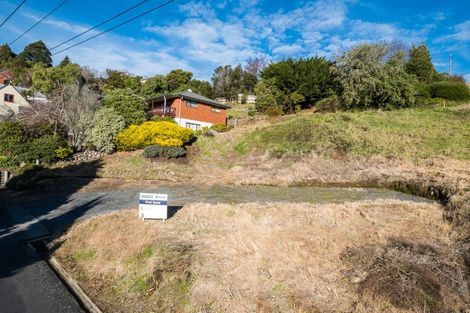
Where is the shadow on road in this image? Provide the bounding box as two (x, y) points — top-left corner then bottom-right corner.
(0, 160), (103, 281)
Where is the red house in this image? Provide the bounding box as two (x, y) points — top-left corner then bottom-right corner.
(0, 70), (12, 85)
(146, 90), (231, 130)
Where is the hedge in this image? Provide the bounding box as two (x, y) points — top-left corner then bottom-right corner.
(143, 145), (186, 159)
(116, 121), (194, 151)
(428, 81), (470, 101)
(210, 123), (231, 132)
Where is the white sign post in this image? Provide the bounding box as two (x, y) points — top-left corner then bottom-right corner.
(139, 193), (168, 220)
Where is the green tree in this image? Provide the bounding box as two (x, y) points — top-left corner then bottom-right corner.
(254, 78), (285, 112)
(212, 65), (231, 99)
(167, 69), (193, 91)
(188, 79), (214, 98)
(332, 43), (417, 109)
(242, 72), (257, 93)
(141, 75), (168, 98)
(405, 44), (437, 83)
(103, 69), (142, 93)
(32, 63), (83, 94)
(18, 41), (52, 66)
(0, 44), (15, 64)
(261, 57), (335, 110)
(59, 56), (72, 67)
(211, 65), (244, 101)
(102, 88), (147, 126)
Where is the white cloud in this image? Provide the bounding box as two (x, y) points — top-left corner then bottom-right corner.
(437, 20), (470, 42)
(178, 1), (216, 19)
(272, 44), (303, 55)
(145, 17), (260, 66)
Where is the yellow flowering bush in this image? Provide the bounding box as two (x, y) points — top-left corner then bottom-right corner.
(115, 121), (194, 151)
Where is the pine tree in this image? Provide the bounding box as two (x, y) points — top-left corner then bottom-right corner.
(405, 44), (436, 83)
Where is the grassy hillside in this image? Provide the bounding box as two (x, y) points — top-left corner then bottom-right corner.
(233, 105), (470, 161)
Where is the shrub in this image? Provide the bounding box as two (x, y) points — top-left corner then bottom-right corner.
(151, 116), (176, 123)
(415, 83), (432, 99)
(84, 107), (126, 153)
(194, 127), (214, 137)
(116, 121), (194, 151)
(315, 95), (340, 112)
(55, 146), (73, 159)
(265, 106), (283, 117)
(0, 121), (26, 166)
(211, 123), (230, 132)
(248, 106), (256, 116)
(332, 43), (417, 109)
(143, 145), (186, 159)
(341, 238), (469, 312)
(428, 81), (470, 101)
(102, 88), (148, 126)
(21, 135), (69, 164)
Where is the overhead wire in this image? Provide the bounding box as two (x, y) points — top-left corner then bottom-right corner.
(0, 0), (27, 29)
(9, 0), (69, 45)
(49, 0), (153, 51)
(52, 0), (175, 56)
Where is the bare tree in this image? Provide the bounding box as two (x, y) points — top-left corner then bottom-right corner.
(245, 57), (268, 78)
(18, 82), (100, 149)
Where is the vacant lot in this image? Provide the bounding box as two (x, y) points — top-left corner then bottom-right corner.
(53, 199), (468, 313)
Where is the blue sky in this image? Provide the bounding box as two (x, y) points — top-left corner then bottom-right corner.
(0, 0), (469, 81)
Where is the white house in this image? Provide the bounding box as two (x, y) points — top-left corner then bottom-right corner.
(0, 84), (46, 116)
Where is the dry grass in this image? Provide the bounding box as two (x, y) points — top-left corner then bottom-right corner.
(54, 199), (464, 313)
(341, 238), (469, 312)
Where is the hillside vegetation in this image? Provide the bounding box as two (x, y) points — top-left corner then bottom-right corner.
(233, 105), (470, 160)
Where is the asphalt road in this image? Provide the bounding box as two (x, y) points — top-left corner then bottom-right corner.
(0, 200), (84, 313)
(3, 183), (430, 235)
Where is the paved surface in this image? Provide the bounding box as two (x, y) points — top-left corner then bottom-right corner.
(4, 183), (430, 234)
(0, 201), (84, 313)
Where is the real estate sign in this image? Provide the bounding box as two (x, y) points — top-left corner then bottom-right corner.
(139, 193), (168, 220)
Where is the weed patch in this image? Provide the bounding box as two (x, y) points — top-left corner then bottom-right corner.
(341, 237), (469, 312)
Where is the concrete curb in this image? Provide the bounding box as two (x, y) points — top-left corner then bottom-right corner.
(46, 252), (103, 313)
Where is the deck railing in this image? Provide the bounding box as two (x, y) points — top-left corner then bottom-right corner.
(148, 106), (176, 117)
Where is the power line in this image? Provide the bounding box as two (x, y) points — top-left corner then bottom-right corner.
(0, 0), (27, 29)
(9, 0), (69, 45)
(52, 0), (175, 56)
(50, 0), (152, 51)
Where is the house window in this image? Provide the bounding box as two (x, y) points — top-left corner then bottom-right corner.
(185, 122), (201, 131)
(211, 107), (221, 113)
(4, 93), (14, 103)
(186, 100), (198, 108)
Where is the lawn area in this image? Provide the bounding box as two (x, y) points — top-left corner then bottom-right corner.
(234, 105), (470, 160)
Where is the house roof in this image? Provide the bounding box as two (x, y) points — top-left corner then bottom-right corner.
(0, 84), (46, 100)
(147, 90), (231, 109)
(0, 70), (12, 80)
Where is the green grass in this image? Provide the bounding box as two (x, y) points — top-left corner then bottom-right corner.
(72, 248), (96, 262)
(235, 105), (470, 160)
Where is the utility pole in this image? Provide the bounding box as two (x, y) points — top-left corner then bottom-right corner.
(449, 52), (453, 76)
